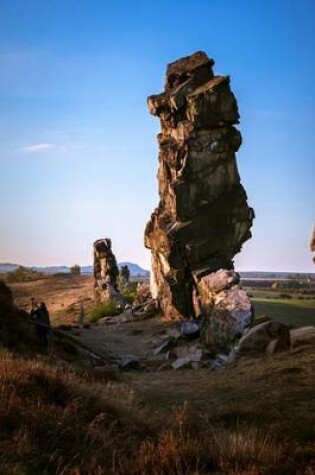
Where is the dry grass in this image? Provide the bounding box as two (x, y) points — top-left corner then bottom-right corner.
(0, 349), (152, 474)
(10, 275), (94, 326)
(0, 348), (314, 474)
(4, 276), (315, 473)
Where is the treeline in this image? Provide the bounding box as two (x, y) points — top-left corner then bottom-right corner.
(241, 278), (315, 290)
(3, 265), (82, 283)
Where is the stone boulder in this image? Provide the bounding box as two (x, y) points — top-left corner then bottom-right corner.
(132, 283), (159, 319)
(290, 326), (315, 348)
(171, 342), (209, 370)
(233, 321), (290, 358)
(199, 269), (253, 354)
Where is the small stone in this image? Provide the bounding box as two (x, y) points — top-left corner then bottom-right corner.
(172, 357), (191, 370)
(166, 326), (182, 339)
(119, 355), (140, 370)
(266, 339), (278, 355)
(174, 343), (204, 362)
(181, 321), (201, 336)
(290, 326), (315, 348)
(153, 338), (172, 356)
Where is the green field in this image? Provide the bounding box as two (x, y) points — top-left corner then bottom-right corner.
(252, 297), (315, 327)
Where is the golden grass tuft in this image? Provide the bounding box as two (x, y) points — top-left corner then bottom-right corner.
(0, 346), (314, 474)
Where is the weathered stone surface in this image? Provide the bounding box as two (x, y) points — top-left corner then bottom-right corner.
(119, 355), (140, 371)
(201, 278), (253, 354)
(181, 320), (201, 338)
(211, 353), (229, 370)
(145, 51), (254, 328)
(119, 265), (130, 288)
(311, 225), (315, 264)
(97, 309), (133, 325)
(234, 321), (290, 357)
(171, 342), (210, 370)
(174, 342), (205, 362)
(132, 283), (159, 319)
(251, 315), (271, 326)
(197, 269), (239, 295)
(152, 338), (172, 356)
(172, 357), (191, 370)
(93, 238), (123, 304)
(290, 326), (315, 348)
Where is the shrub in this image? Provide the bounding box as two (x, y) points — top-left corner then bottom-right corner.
(278, 293), (292, 299)
(6, 266), (44, 283)
(122, 289), (137, 304)
(70, 264), (81, 276)
(90, 301), (122, 323)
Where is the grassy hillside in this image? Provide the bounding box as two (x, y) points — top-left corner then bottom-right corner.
(253, 298), (315, 327)
(1, 343), (315, 474)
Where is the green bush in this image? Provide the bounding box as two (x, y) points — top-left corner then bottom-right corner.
(90, 302), (122, 323)
(6, 266), (44, 283)
(122, 290), (137, 304)
(278, 293), (292, 299)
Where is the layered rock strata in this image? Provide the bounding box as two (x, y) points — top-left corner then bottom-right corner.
(145, 51), (254, 337)
(93, 238), (121, 304)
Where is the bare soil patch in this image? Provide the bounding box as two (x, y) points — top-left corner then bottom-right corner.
(10, 275), (94, 326)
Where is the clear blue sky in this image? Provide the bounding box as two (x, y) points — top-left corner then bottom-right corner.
(0, 0), (314, 272)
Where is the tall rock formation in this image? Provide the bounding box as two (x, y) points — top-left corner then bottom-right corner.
(145, 52), (254, 344)
(93, 238), (120, 304)
(311, 225), (315, 264)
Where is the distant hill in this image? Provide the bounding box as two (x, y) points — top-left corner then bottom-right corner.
(0, 262), (150, 278)
(80, 263), (150, 277)
(0, 263), (20, 273)
(118, 262), (150, 277)
(2, 263), (313, 280)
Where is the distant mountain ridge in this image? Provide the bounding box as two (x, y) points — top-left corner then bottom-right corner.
(1, 263), (313, 279)
(0, 262), (150, 277)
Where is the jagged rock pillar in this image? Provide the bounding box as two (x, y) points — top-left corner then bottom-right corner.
(93, 238), (120, 304)
(145, 51), (254, 348)
(311, 225), (315, 264)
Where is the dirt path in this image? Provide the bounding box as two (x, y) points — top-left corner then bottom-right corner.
(69, 317), (171, 361)
(68, 318), (315, 445)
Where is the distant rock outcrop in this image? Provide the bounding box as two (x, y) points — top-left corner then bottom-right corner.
(144, 51), (254, 351)
(93, 238), (123, 305)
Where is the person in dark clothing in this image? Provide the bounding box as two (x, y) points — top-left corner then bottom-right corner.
(36, 302), (51, 348)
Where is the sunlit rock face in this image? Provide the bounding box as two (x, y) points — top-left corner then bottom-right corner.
(311, 225), (315, 264)
(93, 238), (120, 304)
(145, 51), (254, 334)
